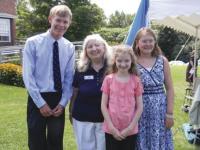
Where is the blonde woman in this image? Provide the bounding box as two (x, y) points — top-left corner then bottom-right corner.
(69, 34), (110, 150)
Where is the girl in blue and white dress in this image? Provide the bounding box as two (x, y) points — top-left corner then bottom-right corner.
(133, 27), (174, 150)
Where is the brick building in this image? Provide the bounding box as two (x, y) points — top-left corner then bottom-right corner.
(0, 0), (17, 46)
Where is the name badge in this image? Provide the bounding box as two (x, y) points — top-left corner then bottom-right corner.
(84, 75), (94, 80)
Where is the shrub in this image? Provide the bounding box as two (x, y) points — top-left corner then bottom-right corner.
(0, 63), (24, 87)
(95, 27), (129, 45)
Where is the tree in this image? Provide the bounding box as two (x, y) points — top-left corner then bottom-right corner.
(16, 0), (34, 38)
(93, 11), (134, 45)
(156, 26), (179, 60)
(17, 0), (58, 38)
(108, 11), (134, 28)
(66, 4), (105, 40)
(16, 0), (105, 41)
(65, 0), (90, 9)
(155, 25), (195, 61)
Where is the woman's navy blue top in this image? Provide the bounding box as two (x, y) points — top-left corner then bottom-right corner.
(72, 66), (105, 122)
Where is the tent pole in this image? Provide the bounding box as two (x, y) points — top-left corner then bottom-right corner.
(193, 27), (199, 84)
(175, 36), (191, 60)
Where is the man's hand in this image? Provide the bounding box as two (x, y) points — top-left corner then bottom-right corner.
(39, 104), (53, 117)
(53, 104), (64, 117)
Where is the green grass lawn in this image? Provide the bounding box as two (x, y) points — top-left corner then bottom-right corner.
(0, 85), (76, 150)
(0, 65), (199, 150)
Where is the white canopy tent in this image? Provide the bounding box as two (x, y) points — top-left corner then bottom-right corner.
(149, 0), (200, 38)
(151, 13), (200, 39)
(148, 0), (200, 76)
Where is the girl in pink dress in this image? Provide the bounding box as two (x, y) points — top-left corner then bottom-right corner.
(101, 45), (143, 150)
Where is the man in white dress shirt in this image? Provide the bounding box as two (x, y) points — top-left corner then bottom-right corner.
(23, 5), (75, 150)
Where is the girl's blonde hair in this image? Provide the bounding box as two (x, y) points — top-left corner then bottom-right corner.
(132, 27), (162, 57)
(110, 45), (138, 75)
(77, 34), (110, 72)
(49, 5), (72, 20)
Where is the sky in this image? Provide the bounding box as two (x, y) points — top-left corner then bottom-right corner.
(90, 0), (141, 17)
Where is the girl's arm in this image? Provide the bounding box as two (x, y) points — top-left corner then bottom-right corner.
(121, 95), (143, 138)
(68, 87), (78, 124)
(163, 56), (174, 128)
(101, 93), (123, 140)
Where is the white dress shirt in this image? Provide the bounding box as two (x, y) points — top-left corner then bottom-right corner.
(23, 30), (75, 108)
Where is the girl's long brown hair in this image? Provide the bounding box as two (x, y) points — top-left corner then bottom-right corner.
(132, 27), (162, 57)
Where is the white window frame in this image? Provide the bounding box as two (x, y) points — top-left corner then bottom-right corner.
(0, 18), (11, 42)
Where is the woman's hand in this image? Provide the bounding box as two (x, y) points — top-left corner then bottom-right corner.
(165, 115), (174, 129)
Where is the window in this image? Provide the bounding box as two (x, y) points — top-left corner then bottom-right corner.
(0, 18), (11, 42)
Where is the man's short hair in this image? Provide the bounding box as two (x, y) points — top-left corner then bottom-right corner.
(49, 5), (72, 20)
